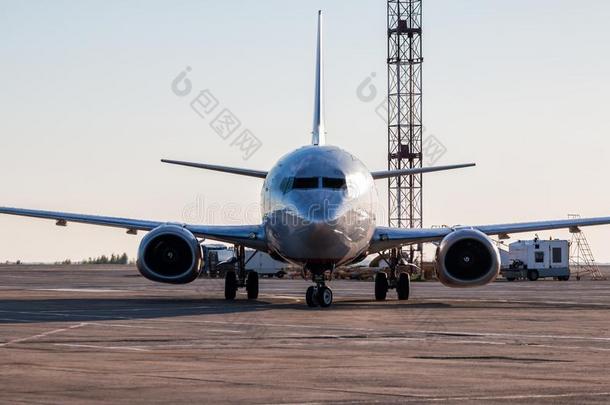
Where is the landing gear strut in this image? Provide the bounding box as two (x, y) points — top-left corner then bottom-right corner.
(376, 248), (411, 301)
(224, 245), (259, 300)
(305, 273), (333, 308)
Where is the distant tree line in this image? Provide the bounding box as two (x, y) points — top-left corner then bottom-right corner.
(52, 253), (130, 265)
(4, 254), (131, 266)
(81, 253), (129, 265)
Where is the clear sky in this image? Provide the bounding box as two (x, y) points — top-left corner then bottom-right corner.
(1, 0), (609, 262)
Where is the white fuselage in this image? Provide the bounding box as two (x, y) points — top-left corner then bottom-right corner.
(261, 145), (378, 272)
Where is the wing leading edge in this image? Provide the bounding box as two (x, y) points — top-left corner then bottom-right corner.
(0, 207), (267, 251)
(161, 159), (268, 179)
(370, 163), (475, 180)
(370, 216), (610, 253)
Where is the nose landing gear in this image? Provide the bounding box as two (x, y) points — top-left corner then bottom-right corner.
(305, 273), (333, 308)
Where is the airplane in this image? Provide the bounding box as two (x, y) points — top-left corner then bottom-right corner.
(2, 11), (610, 308)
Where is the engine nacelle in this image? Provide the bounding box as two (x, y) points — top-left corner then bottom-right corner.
(136, 225), (202, 284)
(435, 229), (500, 287)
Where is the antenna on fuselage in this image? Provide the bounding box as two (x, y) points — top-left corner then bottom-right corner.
(311, 10), (326, 146)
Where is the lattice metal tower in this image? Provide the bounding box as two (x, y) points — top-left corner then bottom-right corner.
(568, 214), (606, 281)
(387, 0), (423, 266)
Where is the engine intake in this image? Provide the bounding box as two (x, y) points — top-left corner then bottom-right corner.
(137, 225), (202, 284)
(435, 229), (500, 287)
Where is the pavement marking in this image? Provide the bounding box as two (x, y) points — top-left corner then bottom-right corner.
(161, 318), (380, 333)
(415, 329), (610, 343)
(54, 343), (150, 352)
(33, 288), (132, 293)
(84, 322), (164, 330)
(67, 305), (215, 313)
(155, 319), (610, 345)
(529, 343), (610, 352)
(439, 297), (610, 307)
(413, 391), (610, 402)
(259, 293), (302, 300)
(0, 323), (87, 348)
(270, 389), (610, 405)
(270, 401), (386, 405)
(206, 329), (244, 334)
(0, 309), (130, 320)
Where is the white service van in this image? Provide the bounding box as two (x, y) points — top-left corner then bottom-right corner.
(501, 239), (570, 281)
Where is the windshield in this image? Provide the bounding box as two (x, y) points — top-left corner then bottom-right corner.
(281, 177), (347, 193)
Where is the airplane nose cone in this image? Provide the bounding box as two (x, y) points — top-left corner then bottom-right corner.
(267, 190), (375, 265)
(286, 190), (346, 223)
(300, 221), (349, 253)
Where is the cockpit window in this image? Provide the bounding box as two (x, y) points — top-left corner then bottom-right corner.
(292, 177), (319, 189)
(281, 176), (347, 192)
(322, 177), (346, 189)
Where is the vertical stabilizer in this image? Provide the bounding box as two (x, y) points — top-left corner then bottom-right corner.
(312, 10), (326, 146)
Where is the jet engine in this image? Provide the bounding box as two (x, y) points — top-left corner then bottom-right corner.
(136, 225), (202, 284)
(435, 229), (500, 287)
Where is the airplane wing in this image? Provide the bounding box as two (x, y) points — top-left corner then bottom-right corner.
(0, 207), (267, 251)
(161, 159), (268, 179)
(370, 216), (610, 253)
(370, 163), (475, 180)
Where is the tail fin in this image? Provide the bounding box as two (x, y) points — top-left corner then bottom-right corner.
(312, 10), (326, 146)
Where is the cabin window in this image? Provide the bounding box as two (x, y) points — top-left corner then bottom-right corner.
(292, 177), (319, 189)
(535, 251), (545, 263)
(322, 177), (346, 189)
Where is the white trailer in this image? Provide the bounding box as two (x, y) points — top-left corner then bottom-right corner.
(245, 250), (288, 278)
(501, 239), (570, 281)
(201, 244), (288, 278)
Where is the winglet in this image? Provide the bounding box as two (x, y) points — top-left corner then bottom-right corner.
(312, 10), (326, 146)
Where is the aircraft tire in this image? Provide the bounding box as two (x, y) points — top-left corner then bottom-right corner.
(375, 272), (388, 301)
(397, 273), (410, 301)
(306, 286), (318, 307)
(246, 271), (259, 299)
(317, 286), (333, 308)
(225, 271), (238, 300)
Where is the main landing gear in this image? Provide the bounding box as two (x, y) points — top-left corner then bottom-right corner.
(224, 245), (259, 300)
(375, 248), (411, 302)
(305, 273), (333, 308)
